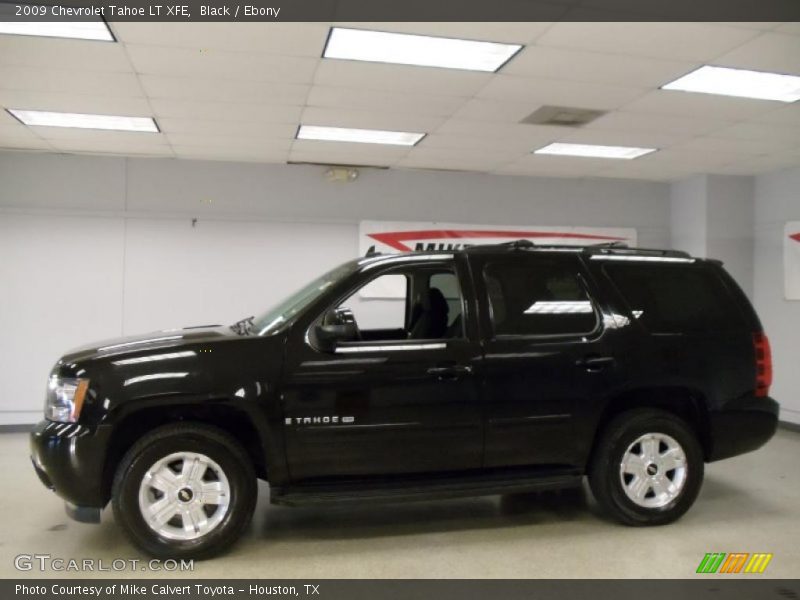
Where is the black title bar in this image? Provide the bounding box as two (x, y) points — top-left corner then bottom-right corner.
(1, 0), (800, 21)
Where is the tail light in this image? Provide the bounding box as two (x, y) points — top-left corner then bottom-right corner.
(753, 332), (773, 398)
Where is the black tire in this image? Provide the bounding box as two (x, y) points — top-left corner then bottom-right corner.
(588, 408), (704, 526)
(112, 423), (257, 559)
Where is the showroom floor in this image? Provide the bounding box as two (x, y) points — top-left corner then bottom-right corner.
(1, 428), (797, 579)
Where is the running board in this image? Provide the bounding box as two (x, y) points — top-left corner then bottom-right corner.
(270, 471), (582, 507)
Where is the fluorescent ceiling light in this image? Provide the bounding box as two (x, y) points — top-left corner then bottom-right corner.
(0, 21), (114, 42)
(534, 142), (656, 160)
(662, 65), (800, 103)
(297, 125), (425, 146)
(323, 27), (521, 73)
(8, 110), (159, 132)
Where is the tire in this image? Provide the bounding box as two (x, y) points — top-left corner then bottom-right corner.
(588, 408), (704, 526)
(112, 423), (257, 559)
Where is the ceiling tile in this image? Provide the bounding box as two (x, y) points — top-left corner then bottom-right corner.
(47, 136), (173, 156)
(0, 90), (152, 115)
(585, 110), (735, 136)
(535, 22), (759, 61)
(0, 66), (144, 97)
(149, 98), (302, 123)
(113, 22), (330, 56)
(450, 99), (543, 123)
(710, 120), (800, 145)
(139, 75), (309, 105)
(0, 36), (132, 71)
(673, 135), (796, 156)
(306, 85), (467, 117)
(707, 153), (800, 175)
(774, 23), (800, 36)
(167, 135), (293, 152)
(502, 46), (697, 88)
(418, 133), (539, 153)
(713, 33), (800, 76)
(621, 90), (781, 120)
(172, 146), (288, 163)
(158, 118), (297, 138)
(434, 119), (568, 141)
(476, 75), (646, 110)
(558, 127), (693, 149)
(751, 103), (800, 125)
(125, 45), (318, 84)
(493, 154), (611, 177)
(312, 60), (492, 97)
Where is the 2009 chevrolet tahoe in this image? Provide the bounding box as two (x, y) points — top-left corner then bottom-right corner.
(30, 241), (779, 558)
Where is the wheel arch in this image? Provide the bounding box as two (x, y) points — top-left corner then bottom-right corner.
(589, 386), (712, 464)
(101, 399), (269, 505)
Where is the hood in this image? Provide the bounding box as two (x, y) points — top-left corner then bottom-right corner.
(60, 325), (237, 364)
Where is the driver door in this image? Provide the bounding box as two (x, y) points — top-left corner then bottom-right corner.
(279, 256), (483, 482)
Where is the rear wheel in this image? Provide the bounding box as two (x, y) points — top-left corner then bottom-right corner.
(112, 423), (256, 559)
(588, 409), (704, 526)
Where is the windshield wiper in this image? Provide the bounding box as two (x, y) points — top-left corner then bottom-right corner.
(230, 316), (254, 335)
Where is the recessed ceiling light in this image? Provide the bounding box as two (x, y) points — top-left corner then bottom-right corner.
(323, 27), (522, 73)
(0, 21), (114, 42)
(662, 65), (800, 103)
(534, 143), (656, 160)
(297, 125), (425, 146)
(8, 110), (159, 132)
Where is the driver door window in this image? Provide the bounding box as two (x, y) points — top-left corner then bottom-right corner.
(338, 274), (409, 341)
(333, 268), (465, 343)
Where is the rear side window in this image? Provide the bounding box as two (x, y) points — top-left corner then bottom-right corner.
(484, 257), (597, 337)
(603, 263), (746, 333)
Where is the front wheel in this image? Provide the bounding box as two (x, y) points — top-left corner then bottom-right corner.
(588, 408), (704, 526)
(112, 423), (256, 559)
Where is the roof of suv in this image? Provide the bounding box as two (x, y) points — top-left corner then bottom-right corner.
(366, 240), (701, 264)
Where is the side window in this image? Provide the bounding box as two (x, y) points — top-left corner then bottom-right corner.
(334, 266), (465, 341)
(484, 257), (597, 336)
(339, 274), (409, 332)
(603, 264), (746, 333)
(430, 272), (463, 328)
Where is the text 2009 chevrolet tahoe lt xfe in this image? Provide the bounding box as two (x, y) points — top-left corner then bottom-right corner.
(31, 242), (779, 558)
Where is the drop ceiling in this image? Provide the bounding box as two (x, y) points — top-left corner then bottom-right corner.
(1, 21), (799, 181)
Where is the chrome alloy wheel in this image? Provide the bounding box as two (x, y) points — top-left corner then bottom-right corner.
(619, 433), (688, 509)
(138, 451), (231, 541)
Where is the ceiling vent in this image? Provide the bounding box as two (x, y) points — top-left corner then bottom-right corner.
(521, 106), (607, 127)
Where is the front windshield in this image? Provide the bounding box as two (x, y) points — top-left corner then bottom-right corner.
(248, 260), (360, 335)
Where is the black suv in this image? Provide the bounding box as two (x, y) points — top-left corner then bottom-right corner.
(30, 242), (778, 558)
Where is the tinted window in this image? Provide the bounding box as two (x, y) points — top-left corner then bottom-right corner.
(603, 263), (745, 333)
(484, 257), (597, 336)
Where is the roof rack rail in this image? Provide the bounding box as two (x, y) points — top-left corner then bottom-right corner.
(499, 239), (536, 250)
(590, 241), (629, 249)
(583, 245), (692, 259)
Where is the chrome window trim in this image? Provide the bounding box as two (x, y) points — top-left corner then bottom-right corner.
(335, 342), (447, 354)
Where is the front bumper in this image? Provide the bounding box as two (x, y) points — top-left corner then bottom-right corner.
(707, 395), (779, 462)
(29, 420), (112, 517)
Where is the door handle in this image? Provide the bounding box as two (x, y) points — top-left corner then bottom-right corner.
(427, 365), (473, 380)
(576, 355), (615, 372)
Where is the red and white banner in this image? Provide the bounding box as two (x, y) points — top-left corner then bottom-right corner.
(786, 222), (800, 300)
(358, 220), (637, 298)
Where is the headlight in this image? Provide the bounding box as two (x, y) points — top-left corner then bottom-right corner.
(45, 376), (90, 422)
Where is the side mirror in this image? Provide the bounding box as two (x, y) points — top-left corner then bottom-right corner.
(311, 308), (359, 352)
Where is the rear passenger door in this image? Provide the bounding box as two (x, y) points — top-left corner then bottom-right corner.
(472, 252), (616, 469)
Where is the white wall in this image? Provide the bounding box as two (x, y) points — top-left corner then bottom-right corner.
(670, 174), (754, 299)
(754, 167), (800, 425)
(1, 150), (673, 424)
